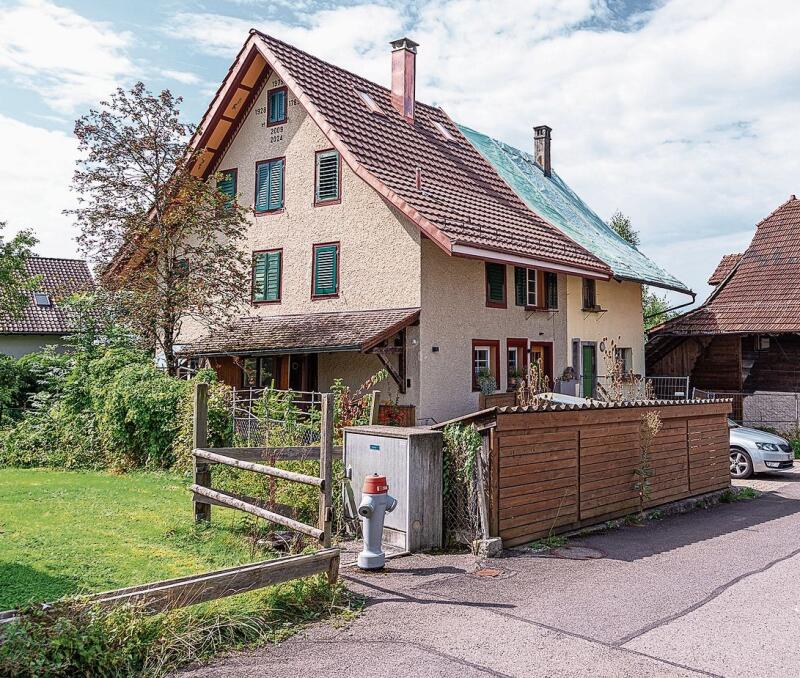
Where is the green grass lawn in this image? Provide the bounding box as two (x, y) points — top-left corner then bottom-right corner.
(0, 468), (268, 610)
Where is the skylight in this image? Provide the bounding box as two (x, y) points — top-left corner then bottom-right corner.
(34, 292), (51, 307)
(433, 120), (455, 141)
(356, 90), (383, 115)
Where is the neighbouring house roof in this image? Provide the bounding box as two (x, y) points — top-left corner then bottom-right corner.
(707, 253), (742, 286)
(180, 308), (420, 357)
(0, 257), (93, 336)
(459, 126), (691, 295)
(109, 31), (612, 281)
(650, 196), (800, 336)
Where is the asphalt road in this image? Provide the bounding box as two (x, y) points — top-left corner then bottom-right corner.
(179, 469), (800, 677)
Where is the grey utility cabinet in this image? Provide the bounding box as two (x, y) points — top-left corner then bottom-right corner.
(343, 425), (443, 552)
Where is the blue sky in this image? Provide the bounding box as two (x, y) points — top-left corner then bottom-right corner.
(1, 0), (799, 304)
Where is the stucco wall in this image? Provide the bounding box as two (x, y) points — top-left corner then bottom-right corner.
(565, 277), (645, 378)
(418, 240), (568, 423)
(0, 335), (66, 358)
(180, 73), (421, 346)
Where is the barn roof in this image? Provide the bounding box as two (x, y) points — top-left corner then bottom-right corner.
(650, 196), (800, 336)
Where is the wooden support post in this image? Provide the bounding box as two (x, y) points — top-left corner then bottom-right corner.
(369, 390), (381, 425)
(193, 382), (211, 523)
(319, 393), (334, 548)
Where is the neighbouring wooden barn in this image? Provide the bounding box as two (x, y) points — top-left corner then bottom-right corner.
(442, 399), (731, 547)
(647, 196), (800, 427)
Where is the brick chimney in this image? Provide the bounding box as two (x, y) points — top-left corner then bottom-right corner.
(390, 37), (418, 123)
(534, 125), (552, 177)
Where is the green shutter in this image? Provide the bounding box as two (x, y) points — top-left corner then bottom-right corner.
(217, 170), (236, 207)
(314, 245), (338, 296)
(253, 251), (281, 302)
(255, 160), (284, 212)
(268, 89), (286, 123)
(316, 151), (340, 203)
(545, 272), (558, 309)
(486, 263), (505, 304)
(268, 160), (283, 210)
(514, 267), (526, 306)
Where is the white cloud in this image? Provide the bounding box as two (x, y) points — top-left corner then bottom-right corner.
(0, 113), (80, 259)
(162, 69), (202, 85)
(0, 0), (135, 112)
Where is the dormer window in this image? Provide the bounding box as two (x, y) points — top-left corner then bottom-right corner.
(267, 86), (287, 126)
(356, 90), (383, 115)
(34, 292), (51, 307)
(432, 120), (454, 141)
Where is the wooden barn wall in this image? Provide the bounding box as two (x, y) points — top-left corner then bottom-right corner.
(689, 335), (741, 391)
(647, 337), (707, 378)
(208, 357), (242, 388)
(489, 403), (731, 547)
(743, 334), (800, 392)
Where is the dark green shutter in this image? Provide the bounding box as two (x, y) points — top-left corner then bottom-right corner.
(255, 160), (284, 212)
(514, 267), (526, 306)
(268, 89), (286, 123)
(268, 160), (283, 210)
(314, 245), (338, 296)
(545, 272), (558, 309)
(486, 263), (505, 304)
(316, 151), (340, 202)
(253, 251), (281, 302)
(218, 170), (236, 207)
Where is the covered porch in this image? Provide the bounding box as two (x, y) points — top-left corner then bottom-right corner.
(180, 307), (420, 400)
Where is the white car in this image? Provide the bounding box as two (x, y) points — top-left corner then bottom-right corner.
(729, 419), (794, 479)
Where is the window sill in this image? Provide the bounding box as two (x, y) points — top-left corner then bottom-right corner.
(312, 293), (339, 300)
(252, 299), (281, 305)
(313, 198), (341, 208)
(486, 301), (508, 309)
(524, 306), (559, 312)
(254, 208), (285, 216)
(582, 305), (605, 313)
(266, 119), (287, 128)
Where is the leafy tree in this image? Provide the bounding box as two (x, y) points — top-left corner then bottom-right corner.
(68, 83), (250, 375)
(608, 211), (676, 331)
(608, 210), (640, 249)
(0, 222), (39, 320)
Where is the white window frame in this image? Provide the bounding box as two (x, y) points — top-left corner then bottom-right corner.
(474, 347), (491, 375)
(526, 269), (538, 307)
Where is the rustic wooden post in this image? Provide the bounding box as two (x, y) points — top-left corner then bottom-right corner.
(369, 390), (381, 425)
(319, 393), (334, 548)
(193, 382), (211, 523)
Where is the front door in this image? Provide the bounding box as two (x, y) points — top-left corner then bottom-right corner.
(530, 342), (554, 389)
(582, 344), (596, 397)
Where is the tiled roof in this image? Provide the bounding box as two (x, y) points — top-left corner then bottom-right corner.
(707, 253), (742, 286)
(180, 307), (420, 357)
(0, 257), (93, 336)
(250, 32), (610, 277)
(459, 126), (691, 294)
(651, 196), (800, 335)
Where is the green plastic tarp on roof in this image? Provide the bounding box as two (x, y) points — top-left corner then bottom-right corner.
(458, 125), (691, 295)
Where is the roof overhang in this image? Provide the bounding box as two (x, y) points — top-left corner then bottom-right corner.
(451, 244), (609, 279)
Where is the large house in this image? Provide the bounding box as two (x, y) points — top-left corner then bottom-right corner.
(647, 196), (800, 427)
(129, 31), (688, 423)
(0, 257), (93, 357)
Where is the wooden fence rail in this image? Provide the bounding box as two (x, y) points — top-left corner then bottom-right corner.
(0, 549), (341, 623)
(191, 386), (380, 548)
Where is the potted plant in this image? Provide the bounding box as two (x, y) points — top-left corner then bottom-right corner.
(507, 367), (524, 391)
(476, 368), (497, 396)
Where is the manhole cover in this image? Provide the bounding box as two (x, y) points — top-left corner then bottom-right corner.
(472, 567), (503, 577)
(549, 546), (605, 560)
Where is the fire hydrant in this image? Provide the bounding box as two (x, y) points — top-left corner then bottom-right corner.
(357, 474), (397, 570)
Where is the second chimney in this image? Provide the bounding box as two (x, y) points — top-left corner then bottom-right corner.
(390, 37), (418, 123)
(534, 125), (552, 177)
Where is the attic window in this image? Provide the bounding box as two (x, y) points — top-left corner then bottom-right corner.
(432, 120), (454, 141)
(34, 293), (51, 307)
(357, 90), (383, 115)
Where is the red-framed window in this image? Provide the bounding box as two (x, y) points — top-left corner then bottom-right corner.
(472, 339), (500, 392)
(267, 86), (287, 126)
(314, 149), (341, 205)
(312, 242), (340, 298)
(254, 157), (284, 213)
(485, 263), (507, 308)
(252, 249), (282, 304)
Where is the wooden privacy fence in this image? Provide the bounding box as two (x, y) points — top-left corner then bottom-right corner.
(483, 400), (732, 547)
(192, 383), (380, 547)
